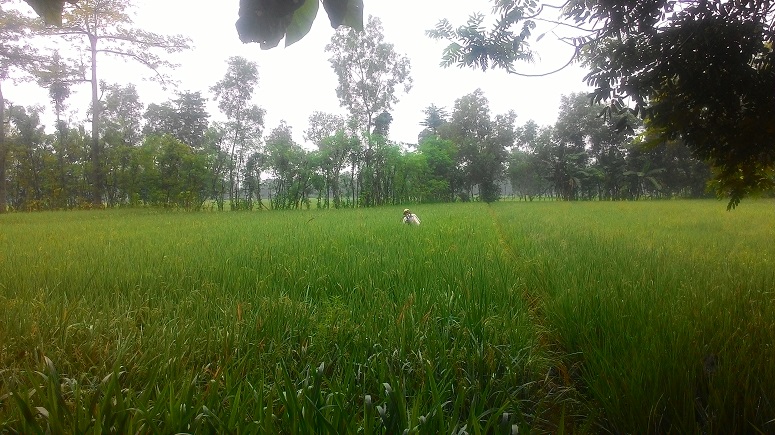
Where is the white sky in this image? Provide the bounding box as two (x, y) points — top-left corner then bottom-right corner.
(7, 0), (591, 147)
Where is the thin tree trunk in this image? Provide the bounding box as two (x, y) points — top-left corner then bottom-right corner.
(228, 120), (242, 210)
(89, 35), (103, 206)
(0, 81), (6, 213)
(56, 119), (67, 209)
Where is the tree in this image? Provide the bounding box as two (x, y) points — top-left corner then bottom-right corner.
(211, 56), (265, 210)
(0, 2), (42, 213)
(508, 121), (552, 200)
(327, 15), (411, 140)
(144, 91), (209, 150)
(552, 93), (640, 200)
(416, 136), (458, 202)
(44, 0), (190, 205)
(372, 111), (392, 138)
(101, 82), (142, 147)
(6, 105), (47, 210)
(99, 82), (142, 205)
(304, 111), (352, 208)
(430, 0), (775, 207)
(265, 122), (310, 209)
(326, 15), (412, 206)
(37, 53), (76, 208)
(577, 0), (775, 207)
(304, 111), (345, 147)
(418, 104), (448, 142)
(443, 89), (512, 203)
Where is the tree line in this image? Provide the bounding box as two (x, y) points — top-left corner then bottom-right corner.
(2, 80), (712, 212)
(2, 2), (713, 212)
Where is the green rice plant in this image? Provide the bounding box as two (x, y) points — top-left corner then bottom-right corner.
(489, 200), (775, 433)
(1, 201), (771, 432)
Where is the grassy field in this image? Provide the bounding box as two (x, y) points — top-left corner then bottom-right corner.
(0, 200), (773, 433)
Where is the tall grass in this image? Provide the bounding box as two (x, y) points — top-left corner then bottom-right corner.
(490, 200), (775, 433)
(0, 200), (773, 433)
(0, 206), (548, 433)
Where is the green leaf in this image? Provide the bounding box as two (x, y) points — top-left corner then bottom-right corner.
(322, 0), (363, 31)
(286, 0), (319, 47)
(23, 0), (65, 25)
(341, 0), (363, 31)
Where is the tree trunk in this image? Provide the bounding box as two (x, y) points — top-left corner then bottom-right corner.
(332, 168), (341, 208)
(89, 35), (103, 206)
(351, 159), (356, 207)
(0, 81), (6, 213)
(228, 120), (242, 210)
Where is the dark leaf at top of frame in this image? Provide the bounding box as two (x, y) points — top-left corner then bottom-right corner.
(22, 0), (76, 26)
(236, 0), (306, 48)
(322, 0), (364, 31)
(237, 0), (364, 49)
(285, 0), (320, 46)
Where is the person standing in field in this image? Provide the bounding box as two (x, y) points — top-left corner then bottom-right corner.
(402, 209), (421, 225)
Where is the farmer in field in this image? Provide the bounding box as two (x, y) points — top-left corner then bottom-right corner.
(402, 208), (421, 225)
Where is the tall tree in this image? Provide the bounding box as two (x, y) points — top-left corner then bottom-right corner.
(265, 121), (310, 209)
(304, 111), (351, 208)
(36, 54), (75, 209)
(416, 136), (458, 202)
(326, 15), (411, 140)
(210, 56), (265, 210)
(326, 15), (412, 206)
(552, 93), (639, 200)
(0, 2), (41, 213)
(44, 0), (190, 205)
(101, 82), (142, 146)
(443, 89), (513, 202)
(5, 105), (47, 210)
(144, 91), (209, 150)
(304, 111), (345, 148)
(100, 82), (142, 205)
(418, 104), (448, 142)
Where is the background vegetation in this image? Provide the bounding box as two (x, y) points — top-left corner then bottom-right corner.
(1, 0), (719, 214)
(1, 200), (773, 433)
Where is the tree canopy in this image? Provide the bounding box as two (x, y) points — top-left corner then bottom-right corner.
(430, 0), (775, 207)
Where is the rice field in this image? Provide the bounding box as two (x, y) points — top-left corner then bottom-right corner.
(0, 200), (773, 434)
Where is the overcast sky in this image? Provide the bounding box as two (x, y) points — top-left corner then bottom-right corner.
(8, 0), (591, 146)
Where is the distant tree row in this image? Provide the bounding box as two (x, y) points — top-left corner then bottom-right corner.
(1, 2), (712, 212)
(1, 82), (711, 212)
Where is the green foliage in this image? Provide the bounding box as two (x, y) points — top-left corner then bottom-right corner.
(431, 0), (775, 206)
(418, 104), (449, 142)
(1, 1), (45, 213)
(579, 2), (775, 208)
(324, 13), (412, 207)
(326, 15), (412, 141)
(211, 56), (265, 210)
(415, 136), (458, 202)
(266, 122), (312, 209)
(100, 82), (143, 147)
(427, 5), (537, 73)
(144, 91), (209, 150)
(21, 0), (74, 25)
(441, 89), (512, 203)
(42, 0), (191, 206)
(237, 0), (364, 48)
